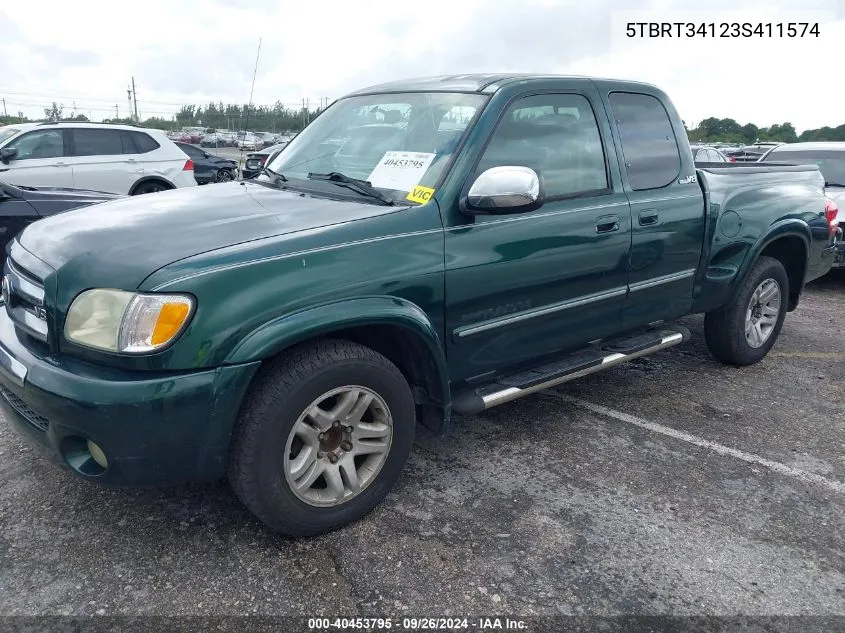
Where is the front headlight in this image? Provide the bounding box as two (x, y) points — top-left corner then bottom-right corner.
(64, 289), (195, 353)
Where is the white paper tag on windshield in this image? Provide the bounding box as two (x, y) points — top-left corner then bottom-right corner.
(366, 151), (436, 192)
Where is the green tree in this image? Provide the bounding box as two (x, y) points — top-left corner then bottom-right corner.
(43, 102), (63, 121)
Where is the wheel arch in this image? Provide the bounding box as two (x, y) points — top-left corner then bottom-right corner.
(737, 224), (809, 311)
(129, 175), (177, 195)
(225, 297), (451, 433)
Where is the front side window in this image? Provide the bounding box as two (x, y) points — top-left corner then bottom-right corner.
(266, 92), (487, 201)
(4, 129), (66, 160)
(608, 92), (681, 190)
(474, 93), (609, 199)
(72, 129), (127, 156)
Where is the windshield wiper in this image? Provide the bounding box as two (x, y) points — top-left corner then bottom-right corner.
(263, 167), (288, 188)
(824, 181), (845, 188)
(307, 172), (394, 206)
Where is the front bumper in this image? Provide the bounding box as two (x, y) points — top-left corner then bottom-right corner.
(0, 310), (260, 486)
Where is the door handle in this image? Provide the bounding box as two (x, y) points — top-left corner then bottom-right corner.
(596, 214), (620, 234)
(55, 162), (69, 167)
(638, 209), (659, 226)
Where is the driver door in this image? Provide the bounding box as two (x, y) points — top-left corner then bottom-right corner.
(0, 128), (74, 188)
(443, 87), (633, 382)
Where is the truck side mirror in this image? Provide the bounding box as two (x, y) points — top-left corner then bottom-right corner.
(0, 148), (18, 164)
(463, 166), (543, 215)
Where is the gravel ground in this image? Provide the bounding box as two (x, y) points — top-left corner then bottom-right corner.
(0, 273), (843, 626)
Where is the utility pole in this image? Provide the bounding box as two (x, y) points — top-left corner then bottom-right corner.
(127, 86), (133, 121)
(131, 77), (139, 123)
(2, 98), (7, 117)
(115, 104), (119, 119)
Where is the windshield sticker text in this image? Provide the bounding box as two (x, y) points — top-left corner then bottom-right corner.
(367, 151), (436, 192)
(406, 185), (435, 204)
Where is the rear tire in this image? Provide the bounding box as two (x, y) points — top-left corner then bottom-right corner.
(131, 181), (172, 195)
(704, 255), (789, 366)
(228, 339), (416, 536)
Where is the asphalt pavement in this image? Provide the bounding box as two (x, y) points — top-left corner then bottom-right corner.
(1, 274), (843, 622)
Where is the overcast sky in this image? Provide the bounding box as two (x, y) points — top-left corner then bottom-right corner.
(1, 0), (843, 132)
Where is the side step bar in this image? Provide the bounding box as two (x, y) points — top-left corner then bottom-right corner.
(452, 326), (691, 415)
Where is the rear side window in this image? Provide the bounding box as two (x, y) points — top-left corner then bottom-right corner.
(608, 92), (681, 190)
(129, 132), (160, 153)
(72, 129), (127, 156)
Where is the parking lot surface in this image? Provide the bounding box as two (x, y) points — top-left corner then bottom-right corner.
(0, 275), (843, 617)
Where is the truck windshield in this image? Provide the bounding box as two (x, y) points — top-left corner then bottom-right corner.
(762, 149), (845, 187)
(265, 92), (487, 201)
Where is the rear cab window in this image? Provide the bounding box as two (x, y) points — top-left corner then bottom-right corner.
(608, 92), (681, 190)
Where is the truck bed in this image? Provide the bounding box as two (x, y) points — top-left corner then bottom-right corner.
(694, 162), (821, 174)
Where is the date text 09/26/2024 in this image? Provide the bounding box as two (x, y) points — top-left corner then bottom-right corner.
(625, 22), (820, 38)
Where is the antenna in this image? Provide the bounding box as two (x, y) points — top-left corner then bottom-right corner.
(240, 38), (262, 169)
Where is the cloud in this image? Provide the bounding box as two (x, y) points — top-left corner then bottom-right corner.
(0, 0), (843, 131)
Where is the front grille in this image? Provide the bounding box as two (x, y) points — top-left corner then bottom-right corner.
(0, 384), (49, 432)
(3, 257), (48, 342)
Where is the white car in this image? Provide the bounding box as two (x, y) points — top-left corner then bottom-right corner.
(236, 134), (260, 151)
(0, 122), (197, 195)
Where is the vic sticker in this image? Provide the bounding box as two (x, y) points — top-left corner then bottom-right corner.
(367, 151), (436, 191)
(407, 185), (435, 204)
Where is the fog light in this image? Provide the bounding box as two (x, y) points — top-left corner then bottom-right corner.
(87, 440), (108, 469)
(61, 436), (108, 477)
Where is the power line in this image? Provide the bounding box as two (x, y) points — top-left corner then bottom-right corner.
(0, 89), (330, 109)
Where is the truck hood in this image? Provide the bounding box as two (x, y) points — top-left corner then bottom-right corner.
(17, 181), (403, 292)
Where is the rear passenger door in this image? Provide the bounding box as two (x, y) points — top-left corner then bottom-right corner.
(68, 128), (140, 194)
(600, 88), (705, 327)
(444, 87), (632, 382)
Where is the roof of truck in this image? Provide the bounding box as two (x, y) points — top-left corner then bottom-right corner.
(347, 74), (656, 96)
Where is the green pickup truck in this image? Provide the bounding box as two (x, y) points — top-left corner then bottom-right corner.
(0, 75), (838, 536)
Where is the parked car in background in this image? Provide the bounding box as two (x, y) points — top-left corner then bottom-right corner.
(241, 141), (289, 179)
(0, 180), (120, 268)
(201, 133), (224, 147)
(0, 122), (197, 195)
(175, 142), (238, 184)
(254, 132), (276, 148)
(759, 142), (845, 269)
(726, 142), (784, 163)
(237, 134), (261, 151)
(690, 145), (735, 163)
(0, 74), (835, 537)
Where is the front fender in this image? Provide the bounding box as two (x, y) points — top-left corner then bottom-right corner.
(225, 296), (451, 424)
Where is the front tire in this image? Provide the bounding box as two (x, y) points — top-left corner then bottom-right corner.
(216, 168), (235, 182)
(704, 255), (789, 366)
(228, 340), (416, 536)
